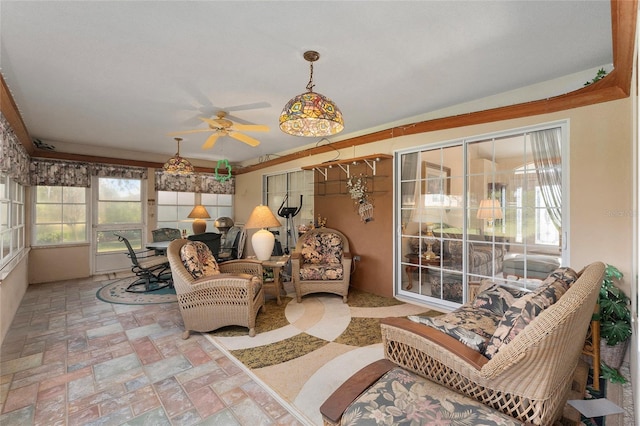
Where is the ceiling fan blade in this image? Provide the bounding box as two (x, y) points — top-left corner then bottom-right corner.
(167, 129), (213, 136)
(229, 131), (260, 147)
(199, 117), (222, 128)
(202, 133), (221, 150)
(231, 123), (270, 132)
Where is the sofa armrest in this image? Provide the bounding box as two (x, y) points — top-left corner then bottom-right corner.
(380, 317), (489, 370)
(320, 359), (396, 425)
(343, 251), (352, 259)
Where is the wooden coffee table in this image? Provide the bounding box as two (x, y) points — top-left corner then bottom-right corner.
(404, 254), (441, 290)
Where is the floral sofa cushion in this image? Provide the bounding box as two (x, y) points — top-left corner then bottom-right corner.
(408, 315), (487, 352)
(428, 305), (501, 340)
(341, 367), (524, 426)
(472, 283), (530, 316)
(300, 231), (344, 264)
(299, 264), (344, 281)
(180, 241), (220, 279)
(484, 267), (578, 358)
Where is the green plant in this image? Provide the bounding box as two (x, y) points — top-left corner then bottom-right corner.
(599, 264), (631, 346)
(600, 362), (627, 384)
(584, 68), (607, 86)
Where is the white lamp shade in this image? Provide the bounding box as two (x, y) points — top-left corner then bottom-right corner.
(252, 229), (275, 261)
(476, 199), (503, 220)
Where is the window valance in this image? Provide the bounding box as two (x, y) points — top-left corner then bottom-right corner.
(0, 114), (30, 185)
(29, 160), (148, 187)
(155, 171), (235, 194)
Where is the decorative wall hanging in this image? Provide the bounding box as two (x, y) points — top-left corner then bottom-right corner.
(347, 174), (374, 223)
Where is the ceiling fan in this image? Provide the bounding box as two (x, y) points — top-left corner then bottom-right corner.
(168, 111), (269, 150)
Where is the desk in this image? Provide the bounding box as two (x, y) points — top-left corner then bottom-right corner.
(262, 255), (290, 305)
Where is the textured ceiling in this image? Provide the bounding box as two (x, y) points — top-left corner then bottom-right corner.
(0, 1), (612, 166)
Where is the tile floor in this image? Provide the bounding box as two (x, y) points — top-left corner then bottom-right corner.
(0, 276), (635, 426)
(0, 277), (305, 425)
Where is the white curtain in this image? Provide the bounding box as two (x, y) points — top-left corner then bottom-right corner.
(530, 128), (562, 231)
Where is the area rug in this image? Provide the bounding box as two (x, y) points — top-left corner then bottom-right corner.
(96, 276), (177, 305)
(204, 287), (439, 425)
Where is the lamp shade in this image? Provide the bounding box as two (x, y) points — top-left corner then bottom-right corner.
(476, 199), (503, 220)
(279, 91), (344, 137)
(279, 50), (344, 137)
(163, 138), (194, 175)
(245, 205), (282, 261)
(188, 205), (211, 234)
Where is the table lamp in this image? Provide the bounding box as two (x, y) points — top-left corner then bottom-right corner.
(245, 205), (282, 260)
(476, 199), (503, 234)
(188, 205), (211, 234)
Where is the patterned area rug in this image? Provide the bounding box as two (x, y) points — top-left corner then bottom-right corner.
(96, 276), (177, 305)
(205, 287), (439, 425)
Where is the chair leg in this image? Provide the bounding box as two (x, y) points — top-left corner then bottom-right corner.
(182, 330), (191, 340)
(249, 327), (256, 337)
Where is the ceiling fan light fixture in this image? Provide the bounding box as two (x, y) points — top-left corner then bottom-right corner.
(280, 51), (344, 137)
(163, 137), (195, 175)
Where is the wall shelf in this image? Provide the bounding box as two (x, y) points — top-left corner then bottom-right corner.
(302, 154), (392, 180)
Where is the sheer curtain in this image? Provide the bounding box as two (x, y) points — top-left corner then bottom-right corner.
(530, 128), (562, 231)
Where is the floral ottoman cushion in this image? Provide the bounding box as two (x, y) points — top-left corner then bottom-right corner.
(341, 367), (523, 425)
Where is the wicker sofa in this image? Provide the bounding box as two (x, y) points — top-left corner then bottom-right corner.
(167, 239), (265, 339)
(321, 262), (605, 425)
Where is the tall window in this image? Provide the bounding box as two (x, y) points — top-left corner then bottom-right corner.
(33, 186), (87, 245)
(264, 170), (314, 253)
(0, 174), (25, 268)
(157, 191), (233, 234)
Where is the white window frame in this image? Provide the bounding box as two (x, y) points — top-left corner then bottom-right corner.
(32, 185), (89, 246)
(0, 173), (25, 273)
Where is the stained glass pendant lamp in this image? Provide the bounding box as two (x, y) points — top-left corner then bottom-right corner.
(279, 50), (344, 137)
(163, 137), (195, 175)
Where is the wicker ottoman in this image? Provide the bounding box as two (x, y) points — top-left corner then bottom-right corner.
(320, 359), (523, 426)
(503, 254), (560, 279)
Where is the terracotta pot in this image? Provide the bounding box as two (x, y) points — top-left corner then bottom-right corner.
(600, 338), (629, 369)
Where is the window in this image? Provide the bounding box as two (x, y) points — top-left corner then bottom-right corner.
(33, 186), (87, 245)
(157, 191), (233, 234)
(95, 178), (143, 253)
(0, 174), (25, 268)
(264, 170), (314, 253)
(396, 122), (567, 306)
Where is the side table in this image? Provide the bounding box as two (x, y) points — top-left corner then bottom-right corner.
(404, 254), (441, 290)
(262, 255), (290, 305)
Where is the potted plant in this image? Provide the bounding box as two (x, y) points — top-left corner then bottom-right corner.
(598, 264), (631, 383)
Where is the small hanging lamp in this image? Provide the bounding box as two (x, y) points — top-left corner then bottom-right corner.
(279, 50), (344, 137)
(163, 137), (194, 175)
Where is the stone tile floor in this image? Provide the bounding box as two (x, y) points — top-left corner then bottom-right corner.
(0, 277), (305, 425)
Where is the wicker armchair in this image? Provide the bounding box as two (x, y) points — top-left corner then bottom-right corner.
(167, 239), (265, 339)
(379, 261), (605, 425)
(291, 227), (352, 303)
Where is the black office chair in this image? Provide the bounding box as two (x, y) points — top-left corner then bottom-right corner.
(187, 232), (222, 260)
(115, 233), (172, 293)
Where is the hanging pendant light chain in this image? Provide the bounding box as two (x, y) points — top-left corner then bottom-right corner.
(306, 61), (315, 92)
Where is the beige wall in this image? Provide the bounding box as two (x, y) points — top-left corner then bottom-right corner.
(236, 98), (635, 297)
(0, 255), (29, 343)
(29, 245), (91, 284)
(19, 98), (635, 298)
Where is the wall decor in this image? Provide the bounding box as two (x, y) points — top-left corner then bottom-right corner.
(421, 161), (451, 195)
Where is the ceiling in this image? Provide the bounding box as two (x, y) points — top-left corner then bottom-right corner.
(0, 1), (613, 168)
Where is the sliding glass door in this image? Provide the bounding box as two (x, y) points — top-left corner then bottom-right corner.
(396, 122), (568, 307)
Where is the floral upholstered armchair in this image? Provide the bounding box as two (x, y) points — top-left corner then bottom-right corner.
(291, 227), (352, 303)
